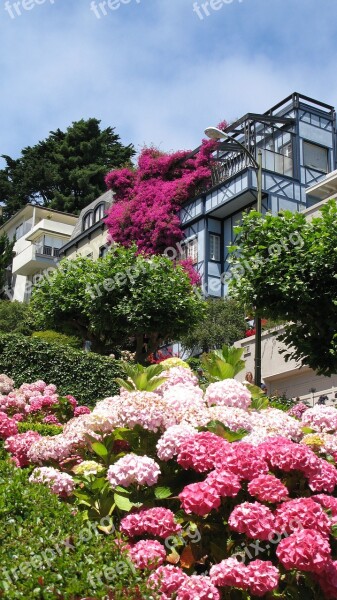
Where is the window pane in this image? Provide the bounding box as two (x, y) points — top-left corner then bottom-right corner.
(303, 142), (328, 173)
(210, 234), (220, 261)
(182, 238), (198, 263)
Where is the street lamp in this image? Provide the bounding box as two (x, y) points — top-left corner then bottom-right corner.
(204, 126), (263, 387)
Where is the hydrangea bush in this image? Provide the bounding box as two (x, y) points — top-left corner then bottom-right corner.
(0, 377), (90, 437)
(3, 368), (337, 599)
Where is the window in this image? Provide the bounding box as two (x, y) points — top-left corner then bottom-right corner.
(303, 142), (328, 173)
(181, 238), (198, 264)
(83, 211), (93, 230)
(210, 234), (220, 261)
(94, 203), (105, 223)
(99, 245), (108, 258)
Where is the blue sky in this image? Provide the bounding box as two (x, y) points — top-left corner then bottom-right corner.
(1, 0), (337, 168)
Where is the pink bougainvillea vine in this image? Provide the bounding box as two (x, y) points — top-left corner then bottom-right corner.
(104, 132), (225, 256)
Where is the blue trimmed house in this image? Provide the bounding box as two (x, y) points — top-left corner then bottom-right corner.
(180, 93), (336, 297)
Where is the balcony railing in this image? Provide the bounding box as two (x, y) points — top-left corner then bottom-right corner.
(34, 244), (60, 258)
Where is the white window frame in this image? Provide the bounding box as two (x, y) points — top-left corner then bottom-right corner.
(209, 233), (221, 261)
(181, 237), (198, 264)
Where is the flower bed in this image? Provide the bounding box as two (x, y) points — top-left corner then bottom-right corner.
(2, 367), (337, 599)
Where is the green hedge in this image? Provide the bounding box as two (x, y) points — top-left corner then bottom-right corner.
(0, 460), (152, 599)
(0, 334), (125, 406)
(31, 330), (82, 349)
(17, 422), (63, 437)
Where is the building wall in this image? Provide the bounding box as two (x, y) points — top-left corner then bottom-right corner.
(235, 328), (337, 405)
(62, 227), (108, 260)
(0, 205), (76, 302)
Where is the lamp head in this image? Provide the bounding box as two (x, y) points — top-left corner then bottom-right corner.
(204, 126), (228, 141)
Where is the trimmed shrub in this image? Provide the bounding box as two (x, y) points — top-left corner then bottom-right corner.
(0, 460), (152, 599)
(17, 422), (63, 437)
(31, 330), (82, 349)
(0, 334), (125, 405)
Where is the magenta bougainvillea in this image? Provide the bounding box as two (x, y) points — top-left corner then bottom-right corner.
(104, 134), (224, 256)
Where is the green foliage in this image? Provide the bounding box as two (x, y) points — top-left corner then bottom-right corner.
(230, 200), (337, 375)
(0, 234), (14, 298)
(0, 118), (135, 220)
(31, 330), (82, 349)
(201, 344), (245, 382)
(30, 245), (207, 362)
(0, 300), (34, 334)
(17, 422), (63, 436)
(0, 460), (152, 599)
(115, 363), (167, 392)
(180, 297), (246, 354)
(269, 392), (295, 412)
(0, 333), (125, 405)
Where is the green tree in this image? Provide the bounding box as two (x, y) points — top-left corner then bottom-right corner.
(0, 118), (135, 220)
(0, 300), (34, 333)
(229, 199), (337, 375)
(180, 297), (246, 354)
(30, 245), (206, 363)
(0, 233), (14, 298)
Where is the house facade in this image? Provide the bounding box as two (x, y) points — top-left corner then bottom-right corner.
(1, 205), (77, 302)
(59, 190), (113, 260)
(180, 93), (337, 297)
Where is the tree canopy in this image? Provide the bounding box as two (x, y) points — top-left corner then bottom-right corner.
(229, 200), (337, 375)
(30, 245), (206, 362)
(180, 297), (246, 354)
(0, 118), (135, 221)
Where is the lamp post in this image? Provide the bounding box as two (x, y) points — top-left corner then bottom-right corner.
(204, 126), (263, 387)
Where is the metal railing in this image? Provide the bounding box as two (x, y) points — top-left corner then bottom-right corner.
(34, 244), (60, 258)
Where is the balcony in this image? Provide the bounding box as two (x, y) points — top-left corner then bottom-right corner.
(12, 243), (61, 276)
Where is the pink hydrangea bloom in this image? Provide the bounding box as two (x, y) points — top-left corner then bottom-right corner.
(308, 459), (337, 493)
(159, 366), (199, 393)
(210, 557), (249, 589)
(179, 481), (221, 516)
(228, 502), (276, 541)
(259, 437), (320, 475)
(12, 413), (24, 422)
(28, 434), (75, 463)
(248, 474), (289, 503)
(205, 379), (251, 410)
(288, 402), (308, 418)
(29, 466), (75, 496)
(156, 424), (197, 461)
(0, 411), (18, 439)
(162, 385), (204, 412)
(66, 394), (78, 408)
(177, 431), (230, 472)
(275, 498), (331, 538)
(215, 443), (269, 481)
(107, 454), (161, 488)
(0, 374), (14, 394)
(128, 539), (166, 570)
(42, 415), (62, 426)
(312, 494), (337, 523)
(206, 469), (241, 498)
(276, 528), (331, 574)
(246, 560), (280, 597)
(120, 507), (181, 539)
(176, 575), (220, 600)
(314, 560), (337, 599)
(301, 405), (337, 433)
(148, 565), (188, 599)
(4, 430), (41, 467)
(74, 405), (91, 417)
